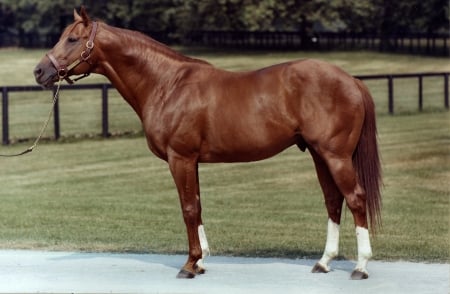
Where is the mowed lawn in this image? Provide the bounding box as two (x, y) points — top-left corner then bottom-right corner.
(0, 48), (448, 262)
(1, 48), (449, 140)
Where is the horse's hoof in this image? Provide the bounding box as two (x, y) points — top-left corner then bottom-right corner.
(176, 269), (196, 279)
(350, 269), (369, 280)
(311, 262), (330, 273)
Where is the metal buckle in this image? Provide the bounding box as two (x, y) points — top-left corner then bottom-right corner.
(80, 50), (91, 61)
(86, 40), (94, 49)
(58, 68), (67, 79)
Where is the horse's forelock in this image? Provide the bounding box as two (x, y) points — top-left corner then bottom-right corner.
(59, 20), (91, 40)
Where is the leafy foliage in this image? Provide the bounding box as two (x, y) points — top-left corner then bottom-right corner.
(0, 0), (448, 40)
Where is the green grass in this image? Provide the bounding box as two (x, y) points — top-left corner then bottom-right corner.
(1, 48), (449, 142)
(0, 48), (449, 262)
(0, 112), (448, 262)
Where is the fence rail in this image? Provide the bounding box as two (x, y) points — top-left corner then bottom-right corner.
(1, 83), (113, 145)
(354, 72), (449, 114)
(1, 72), (449, 145)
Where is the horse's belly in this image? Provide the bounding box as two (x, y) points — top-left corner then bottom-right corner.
(199, 135), (296, 163)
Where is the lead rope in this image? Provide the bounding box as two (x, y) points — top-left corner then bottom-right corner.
(0, 79), (62, 157)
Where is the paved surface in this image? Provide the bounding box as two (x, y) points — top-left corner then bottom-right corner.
(0, 250), (448, 294)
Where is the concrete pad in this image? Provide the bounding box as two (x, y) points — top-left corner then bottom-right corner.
(0, 250), (448, 293)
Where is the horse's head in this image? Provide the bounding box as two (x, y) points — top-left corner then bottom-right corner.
(34, 7), (98, 88)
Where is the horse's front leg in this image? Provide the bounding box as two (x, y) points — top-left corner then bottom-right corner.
(168, 152), (206, 279)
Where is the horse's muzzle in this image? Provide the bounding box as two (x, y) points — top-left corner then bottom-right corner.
(34, 63), (58, 89)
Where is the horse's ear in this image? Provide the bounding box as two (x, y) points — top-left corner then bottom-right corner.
(79, 6), (91, 26)
(74, 6), (90, 26)
(74, 8), (82, 22)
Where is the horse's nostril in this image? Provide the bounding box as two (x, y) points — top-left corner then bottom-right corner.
(34, 66), (43, 77)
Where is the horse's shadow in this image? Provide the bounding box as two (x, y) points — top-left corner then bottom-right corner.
(49, 251), (356, 275)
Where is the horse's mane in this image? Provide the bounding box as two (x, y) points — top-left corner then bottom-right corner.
(108, 24), (211, 66)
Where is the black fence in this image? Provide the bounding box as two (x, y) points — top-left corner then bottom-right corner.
(1, 83), (112, 145)
(354, 72), (449, 114)
(184, 31), (450, 56)
(0, 30), (175, 48)
(1, 72), (449, 145)
(2, 30), (449, 56)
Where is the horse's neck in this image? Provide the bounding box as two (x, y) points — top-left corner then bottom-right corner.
(95, 25), (207, 117)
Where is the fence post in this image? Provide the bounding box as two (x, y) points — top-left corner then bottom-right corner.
(52, 87), (60, 140)
(388, 76), (394, 114)
(101, 84), (109, 137)
(445, 73), (449, 110)
(418, 75), (423, 111)
(2, 87), (9, 145)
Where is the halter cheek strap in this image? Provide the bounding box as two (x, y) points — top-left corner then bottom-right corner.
(47, 21), (98, 84)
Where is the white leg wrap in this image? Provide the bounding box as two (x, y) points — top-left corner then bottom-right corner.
(317, 219), (340, 272)
(355, 226), (372, 274)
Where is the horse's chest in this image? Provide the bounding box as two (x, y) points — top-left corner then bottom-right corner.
(142, 115), (170, 161)
(144, 133), (168, 161)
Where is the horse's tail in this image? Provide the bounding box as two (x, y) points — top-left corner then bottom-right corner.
(353, 79), (382, 233)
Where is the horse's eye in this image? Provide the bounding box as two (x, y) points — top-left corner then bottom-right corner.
(67, 36), (79, 43)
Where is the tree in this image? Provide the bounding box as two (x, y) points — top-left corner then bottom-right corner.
(174, 0), (340, 32)
(0, 0), (448, 48)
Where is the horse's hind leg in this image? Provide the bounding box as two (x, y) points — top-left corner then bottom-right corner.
(322, 154), (372, 279)
(308, 148), (345, 274)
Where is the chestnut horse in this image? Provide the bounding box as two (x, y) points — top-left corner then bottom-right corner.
(34, 8), (381, 280)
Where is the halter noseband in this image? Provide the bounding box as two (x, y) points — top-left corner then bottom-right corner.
(46, 21), (98, 84)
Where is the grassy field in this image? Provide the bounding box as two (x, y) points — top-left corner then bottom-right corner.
(0, 48), (449, 141)
(0, 112), (448, 262)
(0, 48), (449, 262)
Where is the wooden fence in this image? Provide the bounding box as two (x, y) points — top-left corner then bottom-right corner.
(1, 72), (449, 145)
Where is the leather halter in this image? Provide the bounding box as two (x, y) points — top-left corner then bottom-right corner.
(46, 21), (98, 84)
